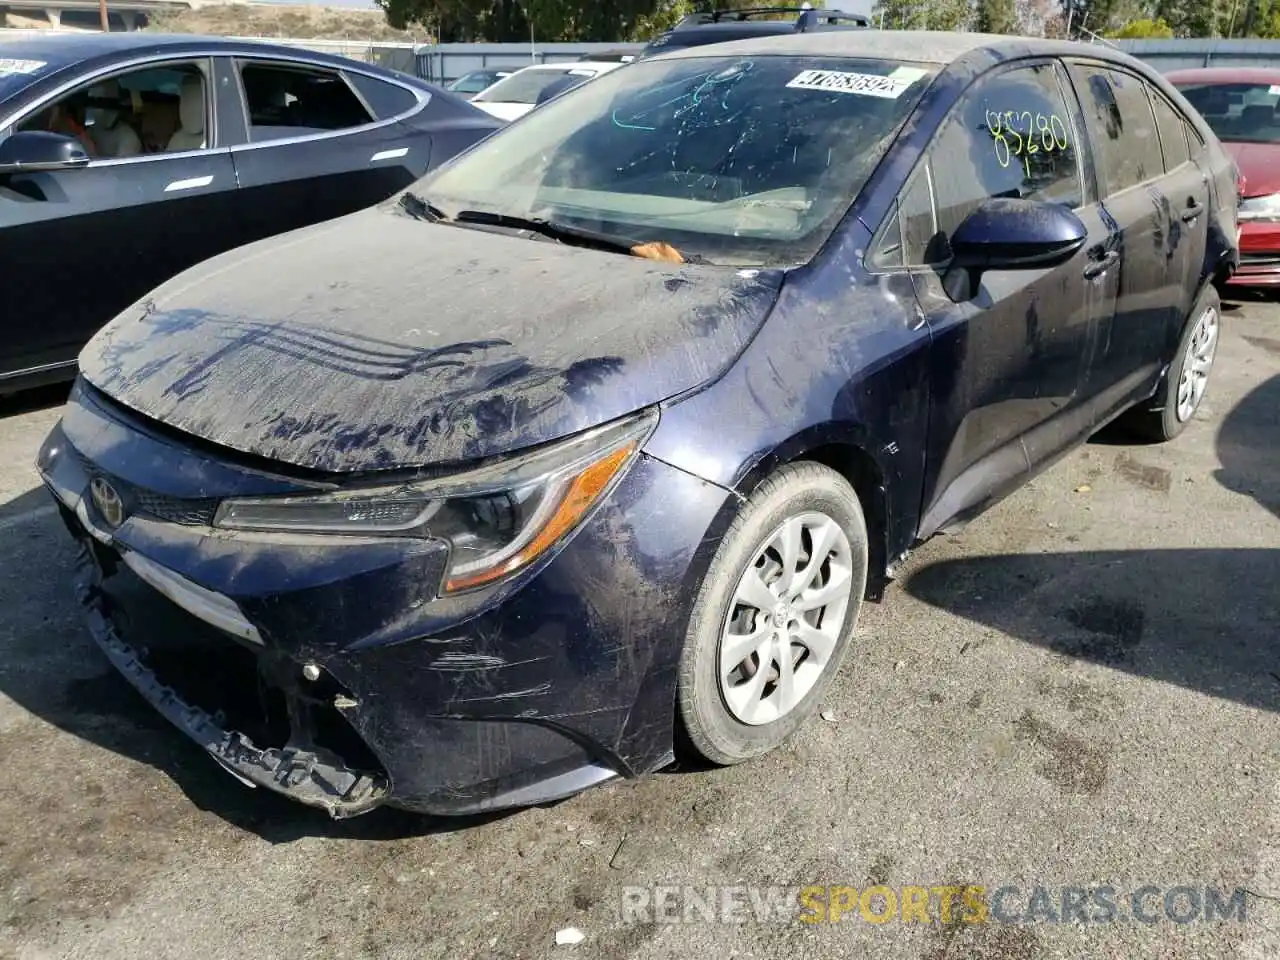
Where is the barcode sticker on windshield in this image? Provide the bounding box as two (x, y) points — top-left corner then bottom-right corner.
(787, 70), (913, 98)
(1270, 84), (1280, 95)
(0, 59), (46, 76)
(889, 66), (930, 83)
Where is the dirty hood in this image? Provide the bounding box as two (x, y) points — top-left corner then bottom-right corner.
(79, 206), (783, 473)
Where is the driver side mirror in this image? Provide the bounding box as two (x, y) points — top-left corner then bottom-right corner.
(942, 197), (1088, 302)
(950, 197), (1088, 270)
(0, 131), (91, 175)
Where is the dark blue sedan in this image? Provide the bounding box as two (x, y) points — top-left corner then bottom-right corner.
(37, 31), (1239, 818)
(0, 32), (500, 395)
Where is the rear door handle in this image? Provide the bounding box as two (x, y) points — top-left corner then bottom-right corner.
(1083, 250), (1119, 279)
(1181, 202), (1204, 222)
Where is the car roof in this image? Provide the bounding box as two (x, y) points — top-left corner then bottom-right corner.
(657, 29), (1141, 67)
(0, 31), (422, 82)
(668, 20), (863, 37)
(504, 61), (618, 74)
(1164, 66), (1280, 84)
(509, 62), (589, 72)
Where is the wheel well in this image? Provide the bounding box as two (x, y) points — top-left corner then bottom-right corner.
(784, 442), (890, 593)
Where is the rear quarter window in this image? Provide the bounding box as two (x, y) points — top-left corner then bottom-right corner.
(347, 73), (419, 120)
(1148, 87), (1191, 170)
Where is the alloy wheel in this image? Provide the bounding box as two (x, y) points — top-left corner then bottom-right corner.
(1176, 305), (1219, 423)
(718, 511), (854, 726)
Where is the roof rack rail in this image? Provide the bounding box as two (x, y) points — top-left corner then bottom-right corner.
(678, 6), (870, 26)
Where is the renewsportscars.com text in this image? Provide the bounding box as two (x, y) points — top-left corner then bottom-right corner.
(620, 884), (1248, 926)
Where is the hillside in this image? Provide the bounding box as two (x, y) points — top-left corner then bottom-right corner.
(143, 3), (429, 42)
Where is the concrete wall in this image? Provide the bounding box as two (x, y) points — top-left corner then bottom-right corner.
(1113, 38), (1280, 72)
(412, 42), (644, 85)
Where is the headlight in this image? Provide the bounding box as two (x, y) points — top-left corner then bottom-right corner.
(1238, 192), (1280, 221)
(213, 409), (658, 593)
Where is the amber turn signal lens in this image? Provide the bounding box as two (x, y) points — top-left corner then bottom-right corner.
(443, 442), (638, 593)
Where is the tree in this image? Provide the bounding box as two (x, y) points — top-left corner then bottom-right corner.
(377, 0), (669, 42)
(977, 0), (1019, 32)
(1066, 0), (1145, 36)
(873, 0), (971, 30)
(1108, 15), (1175, 35)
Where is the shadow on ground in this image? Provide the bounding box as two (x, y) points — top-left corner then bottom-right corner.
(906, 376), (1280, 712)
(0, 383), (70, 420)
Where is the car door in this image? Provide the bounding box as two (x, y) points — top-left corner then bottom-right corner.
(1147, 81), (1212, 353)
(1064, 60), (1190, 415)
(0, 56), (237, 382)
(225, 56), (429, 244)
(870, 59), (1119, 535)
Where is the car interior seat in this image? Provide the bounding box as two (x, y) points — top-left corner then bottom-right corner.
(1240, 102), (1274, 136)
(87, 79), (142, 158)
(166, 76), (206, 152)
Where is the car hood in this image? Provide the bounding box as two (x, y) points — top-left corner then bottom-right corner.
(79, 206), (784, 474)
(1223, 141), (1280, 197)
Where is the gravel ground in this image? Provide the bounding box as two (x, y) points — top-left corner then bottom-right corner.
(0, 296), (1277, 960)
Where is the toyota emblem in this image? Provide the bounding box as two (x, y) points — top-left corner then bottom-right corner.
(89, 476), (126, 529)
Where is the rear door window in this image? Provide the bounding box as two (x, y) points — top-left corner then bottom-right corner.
(1068, 63), (1164, 195)
(237, 62), (374, 142)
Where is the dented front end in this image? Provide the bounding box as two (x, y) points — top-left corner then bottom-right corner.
(39, 380), (733, 818)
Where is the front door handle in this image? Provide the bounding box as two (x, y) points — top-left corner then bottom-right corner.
(1083, 250), (1119, 279)
(1181, 201), (1205, 222)
(164, 175), (214, 193)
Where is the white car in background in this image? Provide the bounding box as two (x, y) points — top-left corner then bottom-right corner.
(470, 61), (624, 121)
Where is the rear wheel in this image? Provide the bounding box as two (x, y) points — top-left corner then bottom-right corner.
(1122, 284), (1221, 442)
(678, 462), (868, 766)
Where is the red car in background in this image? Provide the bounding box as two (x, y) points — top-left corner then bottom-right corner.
(1168, 67), (1280, 288)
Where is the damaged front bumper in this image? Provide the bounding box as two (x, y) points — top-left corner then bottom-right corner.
(69, 537), (389, 819)
(37, 384), (734, 818)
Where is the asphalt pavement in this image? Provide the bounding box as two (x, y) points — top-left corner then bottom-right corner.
(1, 295), (1277, 960)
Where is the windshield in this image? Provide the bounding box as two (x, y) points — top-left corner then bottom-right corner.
(1173, 80), (1280, 143)
(0, 57), (52, 103)
(449, 71), (505, 94)
(412, 55), (936, 267)
(473, 67), (592, 105)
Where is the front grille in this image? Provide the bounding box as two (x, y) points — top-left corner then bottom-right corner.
(132, 490), (219, 526)
(74, 449), (219, 527)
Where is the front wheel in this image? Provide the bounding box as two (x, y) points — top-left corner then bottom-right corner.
(1123, 284), (1222, 442)
(677, 462), (868, 766)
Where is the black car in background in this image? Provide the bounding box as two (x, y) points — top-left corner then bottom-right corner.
(0, 33), (501, 395)
(638, 5), (871, 59)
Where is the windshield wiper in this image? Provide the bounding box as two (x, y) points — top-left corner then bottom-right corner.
(453, 209), (639, 256)
(453, 210), (716, 264)
(398, 191), (450, 223)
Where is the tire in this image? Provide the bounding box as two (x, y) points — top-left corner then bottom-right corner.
(677, 461), (868, 766)
(1122, 283), (1222, 442)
